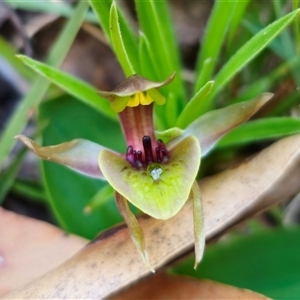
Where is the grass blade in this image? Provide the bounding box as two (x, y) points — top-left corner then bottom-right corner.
(12, 180), (47, 202)
(0, 36), (35, 80)
(89, 0), (139, 72)
(217, 117), (300, 148)
(0, 147), (26, 204)
(204, 8), (300, 114)
(194, 1), (236, 92)
(17, 55), (116, 121)
(109, 2), (135, 76)
(226, 0), (250, 47)
(0, 1), (90, 169)
(177, 81), (214, 129)
(231, 56), (298, 104)
(135, 0), (186, 122)
(272, 1), (300, 85)
(5, 0), (98, 23)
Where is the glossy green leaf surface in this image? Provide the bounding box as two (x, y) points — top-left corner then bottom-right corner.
(39, 95), (125, 238)
(173, 227), (300, 298)
(99, 136), (201, 220)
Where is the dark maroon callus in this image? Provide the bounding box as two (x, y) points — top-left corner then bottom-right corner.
(142, 136), (154, 164)
(126, 136), (168, 169)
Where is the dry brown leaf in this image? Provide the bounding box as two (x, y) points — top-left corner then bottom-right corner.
(0, 208), (87, 297)
(5, 135), (300, 299)
(111, 272), (269, 299)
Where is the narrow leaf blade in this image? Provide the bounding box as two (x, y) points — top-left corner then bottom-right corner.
(211, 9), (300, 101)
(0, 1), (90, 168)
(17, 55), (116, 121)
(135, 0), (186, 124)
(177, 81), (214, 129)
(194, 1), (236, 91)
(89, 0), (139, 71)
(109, 2), (135, 76)
(217, 117), (300, 148)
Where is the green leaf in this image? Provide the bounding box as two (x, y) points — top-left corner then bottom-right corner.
(177, 81), (214, 129)
(89, 0), (139, 71)
(135, 0), (181, 78)
(39, 94), (125, 238)
(194, 1), (236, 92)
(217, 117), (300, 148)
(5, 0), (98, 23)
(226, 0), (250, 48)
(272, 1), (300, 86)
(293, 1), (300, 54)
(99, 136), (201, 220)
(0, 1), (89, 169)
(244, 5), (300, 87)
(172, 227), (300, 298)
(207, 8), (300, 110)
(0, 36), (35, 80)
(0, 147), (26, 204)
(138, 33), (160, 82)
(231, 57), (297, 104)
(12, 180), (47, 203)
(84, 184), (114, 213)
(17, 55), (116, 121)
(109, 2), (135, 76)
(135, 0), (186, 124)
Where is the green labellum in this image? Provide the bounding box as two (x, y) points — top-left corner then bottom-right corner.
(99, 135), (201, 220)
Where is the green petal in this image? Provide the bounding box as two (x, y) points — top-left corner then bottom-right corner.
(111, 96), (130, 112)
(169, 93), (273, 156)
(156, 127), (184, 141)
(191, 181), (205, 269)
(99, 136), (201, 220)
(147, 88), (166, 105)
(115, 192), (154, 272)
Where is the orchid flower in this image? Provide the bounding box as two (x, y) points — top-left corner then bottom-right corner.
(16, 73), (273, 272)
